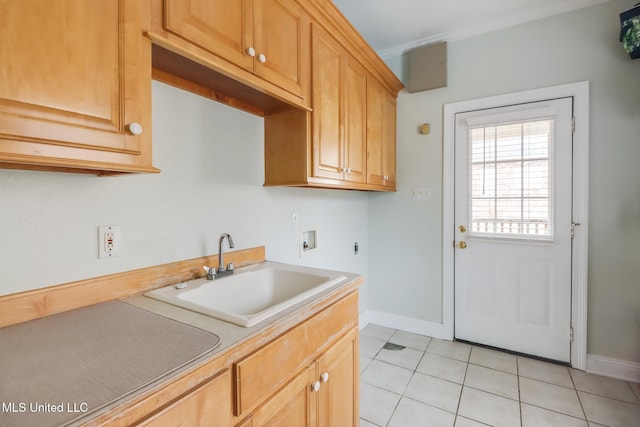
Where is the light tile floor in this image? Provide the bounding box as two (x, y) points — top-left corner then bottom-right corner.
(359, 324), (640, 427)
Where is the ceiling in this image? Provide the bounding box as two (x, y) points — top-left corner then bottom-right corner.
(332, 0), (611, 58)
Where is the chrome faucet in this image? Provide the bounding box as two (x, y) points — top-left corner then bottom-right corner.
(216, 233), (235, 279)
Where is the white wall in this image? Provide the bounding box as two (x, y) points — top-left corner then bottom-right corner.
(0, 81), (370, 310)
(368, 0), (640, 363)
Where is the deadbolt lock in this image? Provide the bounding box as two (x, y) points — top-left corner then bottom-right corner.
(458, 225), (466, 233)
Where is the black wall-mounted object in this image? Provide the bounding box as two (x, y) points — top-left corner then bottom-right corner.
(620, 3), (640, 59)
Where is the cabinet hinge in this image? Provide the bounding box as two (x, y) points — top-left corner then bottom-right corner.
(569, 327), (574, 343)
(571, 117), (575, 133)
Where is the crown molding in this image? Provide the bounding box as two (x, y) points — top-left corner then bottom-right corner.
(377, 0), (610, 60)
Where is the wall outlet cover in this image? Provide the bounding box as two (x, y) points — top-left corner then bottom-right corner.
(98, 225), (121, 258)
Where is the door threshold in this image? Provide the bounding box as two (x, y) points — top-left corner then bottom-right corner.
(455, 338), (571, 367)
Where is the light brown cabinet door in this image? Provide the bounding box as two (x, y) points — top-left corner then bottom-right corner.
(317, 329), (359, 427)
(382, 90), (397, 188)
(311, 25), (344, 181)
(254, 0), (310, 100)
(367, 76), (397, 189)
(239, 330), (358, 427)
(163, 0), (254, 72)
(163, 0), (308, 102)
(0, 0), (153, 172)
(311, 24), (369, 186)
(241, 365), (317, 427)
(343, 56), (367, 184)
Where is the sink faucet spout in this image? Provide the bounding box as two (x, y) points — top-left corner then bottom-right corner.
(218, 233), (235, 275)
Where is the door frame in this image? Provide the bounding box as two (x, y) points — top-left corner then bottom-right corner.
(442, 81), (589, 369)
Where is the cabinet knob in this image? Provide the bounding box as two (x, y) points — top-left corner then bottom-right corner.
(246, 47), (256, 57)
(311, 381), (321, 392)
(128, 122), (143, 135)
(258, 53), (267, 63)
(320, 372), (329, 383)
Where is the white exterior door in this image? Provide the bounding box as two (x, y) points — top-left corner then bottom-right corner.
(454, 98), (573, 363)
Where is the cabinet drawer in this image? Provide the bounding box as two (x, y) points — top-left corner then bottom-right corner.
(135, 369), (231, 427)
(234, 291), (358, 416)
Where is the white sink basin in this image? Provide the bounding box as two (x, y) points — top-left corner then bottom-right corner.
(144, 262), (347, 327)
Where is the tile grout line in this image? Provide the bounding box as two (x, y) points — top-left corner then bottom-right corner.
(453, 345), (472, 426)
(382, 328), (404, 427)
(569, 366), (591, 423)
(517, 354), (524, 427)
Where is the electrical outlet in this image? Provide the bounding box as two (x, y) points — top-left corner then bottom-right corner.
(98, 225), (121, 258)
(412, 187), (431, 200)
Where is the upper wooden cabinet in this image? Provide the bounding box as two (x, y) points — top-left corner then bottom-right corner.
(0, 0), (157, 175)
(163, 0), (255, 72)
(152, 0), (402, 191)
(366, 76), (397, 189)
(253, 0), (310, 100)
(264, 20), (400, 191)
(152, 0), (311, 112)
(0, 0), (400, 182)
(311, 25), (366, 184)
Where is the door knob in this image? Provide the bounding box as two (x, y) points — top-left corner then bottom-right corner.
(459, 241), (467, 249)
(311, 381), (321, 392)
(246, 47), (256, 57)
(320, 372), (329, 382)
(458, 225), (466, 233)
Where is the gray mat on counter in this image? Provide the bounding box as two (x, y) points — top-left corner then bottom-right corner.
(0, 300), (221, 427)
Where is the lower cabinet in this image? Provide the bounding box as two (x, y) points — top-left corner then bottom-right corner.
(236, 365), (317, 427)
(106, 289), (359, 427)
(317, 328), (359, 427)
(234, 291), (359, 427)
(236, 327), (359, 427)
(134, 369), (232, 427)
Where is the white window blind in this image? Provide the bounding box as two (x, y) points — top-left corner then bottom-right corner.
(469, 118), (554, 239)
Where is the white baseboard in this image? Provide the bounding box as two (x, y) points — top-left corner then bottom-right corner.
(359, 309), (446, 340)
(586, 354), (640, 383)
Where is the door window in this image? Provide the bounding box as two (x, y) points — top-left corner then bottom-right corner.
(468, 118), (554, 240)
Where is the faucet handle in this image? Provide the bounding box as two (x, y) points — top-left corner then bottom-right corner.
(206, 266), (216, 280)
(226, 262), (234, 271)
